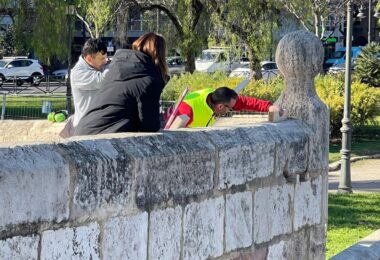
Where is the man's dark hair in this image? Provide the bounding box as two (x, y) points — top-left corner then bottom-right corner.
(211, 87), (238, 105)
(82, 38), (107, 56)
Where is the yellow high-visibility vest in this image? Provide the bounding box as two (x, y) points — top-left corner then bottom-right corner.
(183, 88), (215, 127)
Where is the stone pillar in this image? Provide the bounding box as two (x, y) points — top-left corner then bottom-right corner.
(275, 30), (329, 245)
(275, 30), (329, 174)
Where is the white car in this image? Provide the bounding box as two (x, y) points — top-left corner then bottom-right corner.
(229, 61), (280, 81)
(0, 57), (44, 86)
(52, 69), (68, 79)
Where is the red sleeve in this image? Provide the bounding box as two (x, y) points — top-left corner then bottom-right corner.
(233, 95), (272, 112)
(176, 102), (194, 127)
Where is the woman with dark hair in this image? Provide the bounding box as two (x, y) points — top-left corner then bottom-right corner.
(74, 32), (169, 135)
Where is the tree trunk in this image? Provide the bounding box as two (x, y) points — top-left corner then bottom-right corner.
(185, 52), (195, 73)
(247, 46), (262, 79)
(114, 3), (130, 49)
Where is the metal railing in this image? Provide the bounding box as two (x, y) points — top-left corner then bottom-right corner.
(0, 75), (67, 95)
(0, 93), (70, 120)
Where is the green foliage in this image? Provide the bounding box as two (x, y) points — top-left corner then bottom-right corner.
(0, 26), (15, 56)
(162, 72), (283, 102)
(31, 0), (69, 63)
(355, 42), (380, 87)
(206, 0), (280, 72)
(77, 0), (118, 38)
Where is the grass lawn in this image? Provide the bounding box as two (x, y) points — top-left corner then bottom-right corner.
(329, 116), (380, 162)
(3, 95), (69, 119)
(327, 193), (380, 258)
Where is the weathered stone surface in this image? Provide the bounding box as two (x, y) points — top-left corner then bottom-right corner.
(225, 191), (253, 252)
(0, 235), (39, 260)
(40, 223), (99, 260)
(59, 140), (134, 217)
(254, 184), (294, 243)
(292, 229), (309, 260)
(207, 126), (275, 189)
(132, 131), (216, 207)
(267, 240), (292, 260)
(275, 30), (329, 173)
(263, 121), (311, 178)
(294, 177), (322, 230)
(217, 247), (268, 260)
(103, 212), (148, 260)
(309, 225), (326, 260)
(183, 197), (224, 260)
(0, 145), (69, 230)
(149, 206), (182, 260)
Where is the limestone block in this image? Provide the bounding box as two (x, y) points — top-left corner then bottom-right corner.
(263, 121), (311, 177)
(225, 191), (253, 252)
(254, 184), (294, 243)
(204, 125), (274, 189)
(40, 223), (99, 260)
(58, 140), (134, 216)
(149, 206), (182, 260)
(103, 212), (148, 260)
(183, 197), (224, 259)
(0, 145), (69, 230)
(267, 240), (292, 260)
(0, 235), (39, 260)
(294, 176), (322, 230)
(131, 131), (216, 207)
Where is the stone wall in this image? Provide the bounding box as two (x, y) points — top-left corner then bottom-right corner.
(0, 120), (327, 260)
(0, 30), (329, 260)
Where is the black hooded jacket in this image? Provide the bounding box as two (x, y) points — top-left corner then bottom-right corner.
(74, 49), (166, 135)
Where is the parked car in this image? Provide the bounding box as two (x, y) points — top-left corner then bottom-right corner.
(229, 61), (280, 81)
(166, 56), (186, 75)
(195, 47), (240, 74)
(324, 46), (362, 72)
(0, 57), (44, 86)
(52, 69), (68, 79)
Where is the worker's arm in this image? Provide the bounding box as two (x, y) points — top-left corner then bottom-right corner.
(166, 102), (193, 128)
(233, 95), (272, 112)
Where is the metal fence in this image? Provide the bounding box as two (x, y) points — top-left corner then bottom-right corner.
(0, 75), (67, 95)
(0, 93), (69, 120)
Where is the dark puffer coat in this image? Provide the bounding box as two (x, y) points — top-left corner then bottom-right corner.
(74, 49), (166, 135)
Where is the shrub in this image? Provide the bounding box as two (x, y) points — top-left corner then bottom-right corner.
(315, 74), (380, 137)
(355, 42), (380, 87)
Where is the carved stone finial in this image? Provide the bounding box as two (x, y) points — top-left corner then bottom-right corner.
(275, 30), (329, 174)
(276, 30), (324, 80)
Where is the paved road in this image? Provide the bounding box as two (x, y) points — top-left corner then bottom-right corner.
(329, 159), (380, 193)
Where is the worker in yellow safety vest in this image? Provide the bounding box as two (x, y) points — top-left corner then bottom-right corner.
(164, 86), (280, 128)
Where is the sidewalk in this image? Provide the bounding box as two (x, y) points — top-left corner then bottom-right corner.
(329, 159), (380, 193)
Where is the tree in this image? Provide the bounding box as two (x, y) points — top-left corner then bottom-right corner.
(10, 0), (120, 63)
(131, 0), (208, 72)
(75, 0), (119, 38)
(205, 0), (280, 79)
(278, 0), (366, 39)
